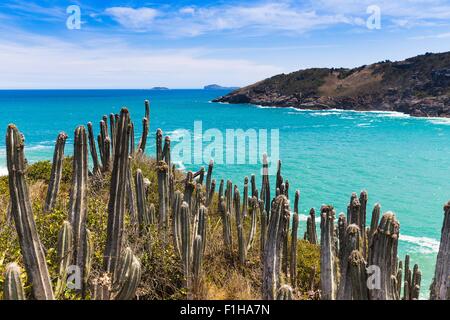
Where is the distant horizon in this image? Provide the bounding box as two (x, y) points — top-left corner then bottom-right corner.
(1, 0), (450, 89)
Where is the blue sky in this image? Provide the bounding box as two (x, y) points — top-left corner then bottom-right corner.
(1, 0), (450, 88)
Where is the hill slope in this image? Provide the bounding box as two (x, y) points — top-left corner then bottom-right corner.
(213, 52), (450, 117)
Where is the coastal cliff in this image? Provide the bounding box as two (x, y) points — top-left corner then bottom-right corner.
(214, 51), (450, 117)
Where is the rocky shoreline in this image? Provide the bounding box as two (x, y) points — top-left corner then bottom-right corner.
(214, 52), (450, 118)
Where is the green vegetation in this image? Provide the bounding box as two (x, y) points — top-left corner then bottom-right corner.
(0, 157), (320, 300)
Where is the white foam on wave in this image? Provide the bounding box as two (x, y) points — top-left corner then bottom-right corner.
(399, 234), (440, 254)
(428, 118), (450, 126)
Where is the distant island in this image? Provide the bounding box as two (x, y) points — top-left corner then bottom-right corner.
(204, 84), (240, 90)
(151, 87), (169, 90)
(214, 52), (450, 117)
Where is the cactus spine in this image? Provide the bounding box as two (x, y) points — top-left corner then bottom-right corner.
(6, 124), (54, 300)
(44, 132), (67, 212)
(3, 263), (26, 300)
(104, 108), (131, 274)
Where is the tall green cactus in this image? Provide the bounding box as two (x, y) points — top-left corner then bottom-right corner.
(180, 202), (191, 290)
(262, 195), (290, 300)
(87, 122), (101, 175)
(368, 211), (400, 300)
(68, 125), (89, 294)
(337, 224), (362, 300)
(112, 247), (142, 300)
(348, 250), (369, 300)
(430, 201), (450, 300)
(320, 205), (338, 300)
(260, 153), (271, 217)
(6, 124), (54, 300)
(104, 108), (131, 274)
(44, 132), (67, 212)
(3, 263), (26, 300)
(172, 190), (184, 257)
(290, 190), (300, 287)
(55, 221), (73, 298)
(135, 168), (148, 233)
(109, 113), (116, 155)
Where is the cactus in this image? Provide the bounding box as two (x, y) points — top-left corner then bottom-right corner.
(259, 199), (267, 260)
(290, 190), (300, 287)
(3, 263), (26, 300)
(276, 285), (294, 300)
(348, 250), (369, 300)
(109, 113), (116, 155)
(138, 117), (149, 153)
(430, 201), (450, 300)
(320, 205), (338, 300)
(129, 121), (135, 155)
(368, 203), (381, 246)
(112, 247), (142, 300)
(205, 160), (214, 205)
(402, 257), (421, 300)
(68, 125), (89, 294)
(104, 108), (131, 274)
(262, 195), (290, 300)
(305, 208), (318, 245)
(184, 171), (195, 210)
(192, 234), (203, 294)
(206, 179), (216, 207)
(337, 224), (362, 300)
(6, 124), (55, 300)
(368, 211), (400, 300)
(172, 190), (184, 257)
(218, 195), (232, 252)
(250, 174), (257, 198)
(260, 153), (271, 218)
(359, 191), (368, 257)
(234, 185), (246, 264)
(337, 213), (347, 262)
(135, 169), (149, 233)
(180, 202), (192, 290)
(44, 132), (68, 212)
(55, 221), (73, 298)
(242, 177), (249, 218)
(126, 157), (137, 227)
(87, 122), (102, 175)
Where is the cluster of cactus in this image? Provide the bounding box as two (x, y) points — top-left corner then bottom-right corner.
(3, 103), (155, 300)
(3, 98), (450, 302)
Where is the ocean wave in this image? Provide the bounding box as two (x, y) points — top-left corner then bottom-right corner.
(399, 234), (440, 254)
(428, 118), (450, 126)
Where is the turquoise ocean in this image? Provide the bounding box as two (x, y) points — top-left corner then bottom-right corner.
(1, 89), (449, 298)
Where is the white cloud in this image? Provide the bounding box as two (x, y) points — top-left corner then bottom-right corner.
(0, 32), (282, 89)
(103, 2), (358, 36)
(105, 7), (159, 31)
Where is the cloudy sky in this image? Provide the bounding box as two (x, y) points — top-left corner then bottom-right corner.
(1, 0), (450, 88)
